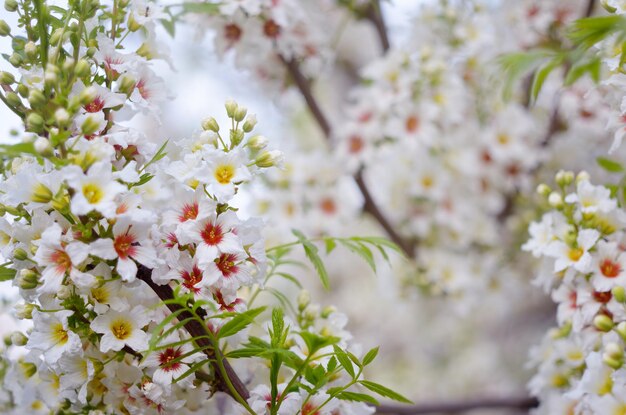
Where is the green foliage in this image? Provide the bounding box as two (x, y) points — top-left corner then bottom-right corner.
(0, 265), (15, 282)
(292, 229), (330, 289)
(597, 157), (624, 173)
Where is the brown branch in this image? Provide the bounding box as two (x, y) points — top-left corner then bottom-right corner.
(375, 396), (538, 414)
(136, 265), (250, 401)
(281, 55), (415, 257)
(365, 0), (390, 53)
(584, 0), (597, 17)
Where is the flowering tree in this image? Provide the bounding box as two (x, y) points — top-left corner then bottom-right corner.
(4, 0), (626, 414)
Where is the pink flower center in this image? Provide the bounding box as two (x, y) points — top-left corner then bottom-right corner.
(201, 222), (224, 246)
(178, 202), (199, 222)
(216, 253), (238, 277)
(49, 249), (71, 273)
(158, 347), (183, 371)
(181, 265), (203, 294)
(114, 233), (137, 259)
(84, 96), (105, 113)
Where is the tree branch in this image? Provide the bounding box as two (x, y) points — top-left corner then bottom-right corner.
(281, 55), (415, 257)
(584, 0), (597, 17)
(136, 266), (250, 401)
(375, 396), (538, 414)
(365, 0), (390, 53)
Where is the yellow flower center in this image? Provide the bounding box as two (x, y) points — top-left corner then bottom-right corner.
(568, 247), (584, 262)
(91, 286), (109, 303)
(52, 323), (69, 345)
(110, 319), (132, 340)
(497, 133), (510, 145)
(82, 183), (104, 204)
(214, 164), (235, 185)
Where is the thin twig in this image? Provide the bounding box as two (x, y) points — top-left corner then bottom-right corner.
(584, 0), (597, 17)
(375, 396), (538, 414)
(136, 266), (250, 401)
(281, 55), (414, 257)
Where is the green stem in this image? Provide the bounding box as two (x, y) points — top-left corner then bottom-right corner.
(34, 0), (49, 65)
(211, 337), (256, 415)
(0, 91), (25, 119)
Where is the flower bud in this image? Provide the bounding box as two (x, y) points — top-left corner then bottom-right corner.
(14, 303), (34, 319)
(255, 150), (284, 168)
(225, 99), (238, 118)
(617, 322), (626, 340)
(321, 305), (336, 319)
(17, 269), (39, 290)
(136, 42), (153, 60)
(201, 117), (219, 132)
(605, 342), (623, 360)
(52, 191), (70, 212)
(44, 66), (59, 87)
(594, 314), (614, 332)
(602, 0), (618, 13)
(74, 59), (91, 78)
(81, 115), (101, 136)
(297, 290), (310, 311)
(17, 83), (28, 97)
(0, 20), (11, 36)
(9, 52), (23, 67)
(0, 71), (15, 84)
(247, 134), (268, 150)
(4, 0), (17, 12)
(5, 91), (21, 107)
(234, 106), (247, 122)
(304, 304), (319, 321)
(54, 108), (70, 126)
(24, 41), (37, 59)
(28, 89), (46, 108)
(548, 192), (563, 208)
(536, 183), (551, 197)
(86, 46), (97, 58)
(118, 75), (136, 95)
(57, 285), (72, 300)
(577, 171), (590, 183)
(613, 286), (626, 303)
(13, 247), (28, 261)
(19, 361), (37, 378)
(26, 112), (45, 133)
(555, 170), (574, 187)
(230, 129), (244, 147)
(242, 114), (257, 132)
(10, 331), (27, 346)
(49, 28), (64, 45)
(79, 86), (97, 105)
(603, 354), (622, 369)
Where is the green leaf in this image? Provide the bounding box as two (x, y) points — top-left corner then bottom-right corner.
(300, 332), (340, 355)
(274, 272), (302, 288)
(339, 240), (376, 272)
(498, 50), (553, 100)
(0, 266), (16, 282)
(217, 307), (266, 339)
(292, 229), (330, 289)
(569, 15), (626, 49)
(359, 380), (413, 403)
(141, 140), (169, 172)
(362, 347), (379, 366)
(597, 157), (624, 173)
(160, 18), (176, 37)
(333, 345), (356, 379)
(0, 142), (38, 157)
(531, 58), (562, 101)
(181, 3), (220, 14)
(564, 57), (601, 86)
(324, 237), (337, 254)
(336, 391), (379, 405)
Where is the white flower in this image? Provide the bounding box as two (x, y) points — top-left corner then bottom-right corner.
(590, 240), (626, 291)
(546, 229), (600, 273)
(565, 180), (617, 215)
(180, 211), (243, 265)
(91, 306), (152, 353)
(27, 310), (82, 365)
(64, 160), (126, 218)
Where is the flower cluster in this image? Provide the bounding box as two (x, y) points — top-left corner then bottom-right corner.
(524, 172), (626, 414)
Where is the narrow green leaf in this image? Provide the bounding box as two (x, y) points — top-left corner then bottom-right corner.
(181, 3), (220, 14)
(0, 266), (16, 282)
(531, 58), (561, 101)
(218, 307), (266, 339)
(336, 391), (380, 405)
(362, 347), (379, 366)
(292, 229), (330, 289)
(359, 380), (413, 403)
(333, 345), (356, 379)
(324, 237), (337, 254)
(597, 157), (624, 173)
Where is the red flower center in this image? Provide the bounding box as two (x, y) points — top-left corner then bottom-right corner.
(178, 202), (199, 222)
(158, 347), (183, 371)
(593, 290), (612, 304)
(181, 265), (203, 294)
(201, 222), (224, 246)
(348, 135), (364, 154)
(225, 23), (242, 42)
(114, 233), (137, 259)
(263, 19), (281, 38)
(406, 115), (419, 133)
(50, 249), (71, 273)
(600, 258), (622, 278)
(84, 96), (105, 113)
(216, 253), (238, 277)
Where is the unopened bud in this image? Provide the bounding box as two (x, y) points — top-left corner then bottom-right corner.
(321, 305), (336, 319)
(4, 0), (18, 12)
(548, 192), (563, 208)
(54, 108), (70, 126)
(201, 117), (219, 132)
(242, 114), (257, 132)
(234, 106), (247, 122)
(17, 83), (28, 97)
(605, 342), (623, 360)
(555, 170), (574, 187)
(225, 99), (238, 118)
(0, 71), (15, 84)
(297, 290), (310, 311)
(9, 52), (23, 67)
(51, 191), (70, 212)
(28, 89), (46, 108)
(74, 59), (91, 78)
(56, 285), (71, 300)
(49, 28), (64, 45)
(24, 41), (37, 59)
(26, 112), (45, 132)
(0, 20), (11, 37)
(594, 314), (614, 332)
(304, 304), (319, 320)
(5, 91), (21, 107)
(19, 361), (37, 378)
(86, 46), (97, 58)
(613, 286), (626, 303)
(81, 115), (101, 136)
(12, 247), (27, 260)
(17, 269), (39, 290)
(617, 322), (626, 340)
(136, 42), (153, 59)
(536, 183), (551, 197)
(247, 134), (268, 150)
(14, 303), (34, 319)
(602, 0), (618, 13)
(577, 171), (591, 183)
(10, 331), (27, 346)
(255, 150), (283, 168)
(603, 354), (622, 369)
(79, 86), (97, 105)
(118, 75), (136, 95)
(44, 64), (59, 86)
(230, 129), (244, 147)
